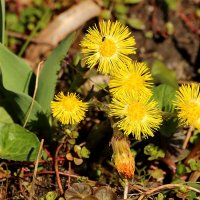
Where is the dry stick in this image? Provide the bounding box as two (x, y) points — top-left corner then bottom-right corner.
(23, 61), (43, 128)
(29, 139), (44, 200)
(138, 183), (200, 200)
(24, 170), (104, 186)
(67, 161), (71, 188)
(182, 126), (194, 149)
(55, 143), (64, 195)
(25, 0), (102, 64)
(184, 140), (200, 164)
(8, 31), (54, 46)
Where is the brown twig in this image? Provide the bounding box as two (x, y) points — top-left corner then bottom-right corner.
(55, 143), (64, 195)
(130, 184), (148, 193)
(178, 11), (200, 35)
(189, 170), (200, 182)
(67, 161), (71, 188)
(7, 31), (54, 46)
(29, 139), (44, 200)
(138, 183), (200, 200)
(182, 126), (194, 149)
(24, 170), (103, 185)
(184, 140), (200, 164)
(25, 0), (102, 64)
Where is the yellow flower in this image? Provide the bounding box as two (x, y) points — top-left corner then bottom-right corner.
(111, 136), (135, 178)
(80, 20), (136, 75)
(109, 94), (162, 140)
(174, 83), (200, 129)
(109, 61), (153, 98)
(51, 92), (88, 125)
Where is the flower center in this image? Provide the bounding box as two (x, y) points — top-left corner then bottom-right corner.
(99, 38), (117, 57)
(127, 102), (146, 122)
(63, 96), (77, 111)
(125, 73), (144, 90)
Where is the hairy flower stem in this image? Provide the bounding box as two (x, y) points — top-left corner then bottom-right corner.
(123, 179), (129, 199)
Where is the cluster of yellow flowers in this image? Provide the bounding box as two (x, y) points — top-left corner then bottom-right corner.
(50, 20), (200, 179)
(51, 19), (200, 137)
(81, 20), (163, 140)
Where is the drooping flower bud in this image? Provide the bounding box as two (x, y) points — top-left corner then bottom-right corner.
(111, 136), (135, 178)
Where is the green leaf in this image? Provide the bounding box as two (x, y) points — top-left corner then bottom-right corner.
(164, 0), (181, 10)
(152, 84), (176, 112)
(0, 122), (40, 161)
(4, 90), (50, 137)
(127, 17), (145, 30)
(80, 146), (90, 159)
(44, 191), (58, 200)
(0, 81), (51, 139)
(0, 0), (5, 44)
(0, 43), (33, 94)
(35, 32), (76, 114)
(0, 105), (13, 123)
(144, 143), (165, 161)
(151, 60), (178, 88)
(149, 169), (164, 181)
(124, 0), (142, 4)
(74, 157), (83, 165)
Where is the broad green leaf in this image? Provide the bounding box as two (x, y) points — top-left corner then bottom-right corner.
(0, 79), (51, 139)
(3, 90), (51, 138)
(0, 43), (33, 94)
(153, 84), (178, 138)
(0, 0), (5, 44)
(0, 106), (13, 123)
(151, 60), (178, 88)
(152, 84), (176, 112)
(0, 122), (40, 161)
(35, 32), (76, 114)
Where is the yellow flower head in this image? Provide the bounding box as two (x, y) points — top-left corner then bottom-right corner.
(109, 61), (153, 98)
(109, 94), (162, 140)
(51, 92), (88, 125)
(174, 83), (200, 129)
(80, 20), (136, 75)
(111, 136), (135, 178)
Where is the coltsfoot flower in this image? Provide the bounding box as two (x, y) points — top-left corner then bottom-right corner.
(80, 20), (136, 75)
(111, 136), (135, 178)
(174, 83), (200, 129)
(109, 61), (153, 98)
(51, 92), (88, 125)
(110, 94), (162, 140)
